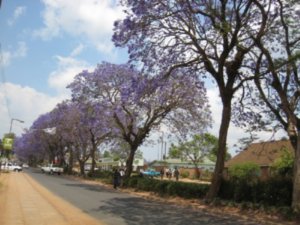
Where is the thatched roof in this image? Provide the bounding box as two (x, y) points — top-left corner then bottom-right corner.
(225, 140), (294, 168)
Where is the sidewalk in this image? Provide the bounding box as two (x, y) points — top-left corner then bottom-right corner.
(0, 172), (104, 225)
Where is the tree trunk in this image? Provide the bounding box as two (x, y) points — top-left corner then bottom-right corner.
(125, 147), (136, 178)
(67, 148), (74, 174)
(90, 142), (97, 175)
(206, 101), (231, 201)
(89, 131), (97, 176)
(194, 166), (200, 179)
(79, 160), (85, 176)
(292, 133), (300, 212)
(58, 147), (65, 167)
(49, 153), (55, 164)
(285, 119), (300, 212)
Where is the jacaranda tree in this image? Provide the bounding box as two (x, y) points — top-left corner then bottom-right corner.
(50, 100), (112, 175)
(14, 131), (47, 166)
(68, 62), (211, 177)
(15, 100), (112, 175)
(235, 0), (300, 211)
(50, 101), (90, 175)
(112, 0), (273, 199)
(14, 110), (65, 166)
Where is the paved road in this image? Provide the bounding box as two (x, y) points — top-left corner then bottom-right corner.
(26, 168), (264, 225)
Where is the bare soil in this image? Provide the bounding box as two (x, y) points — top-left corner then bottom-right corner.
(0, 172), (104, 225)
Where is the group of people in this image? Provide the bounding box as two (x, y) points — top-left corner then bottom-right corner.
(113, 167), (180, 189)
(160, 167), (180, 181)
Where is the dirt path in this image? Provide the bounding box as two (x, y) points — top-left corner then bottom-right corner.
(0, 172), (105, 225)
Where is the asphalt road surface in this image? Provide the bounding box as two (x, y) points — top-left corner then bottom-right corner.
(27, 168), (262, 225)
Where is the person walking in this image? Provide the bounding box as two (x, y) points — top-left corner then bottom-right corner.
(113, 168), (121, 189)
(174, 168), (180, 181)
(160, 168), (164, 180)
(166, 168), (170, 179)
(119, 168), (125, 186)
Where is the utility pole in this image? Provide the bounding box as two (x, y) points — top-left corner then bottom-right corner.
(161, 132), (164, 160)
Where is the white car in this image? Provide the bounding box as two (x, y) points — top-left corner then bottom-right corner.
(22, 163), (29, 169)
(2, 162), (22, 172)
(41, 164), (63, 175)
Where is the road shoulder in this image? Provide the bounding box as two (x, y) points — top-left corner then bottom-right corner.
(0, 172), (104, 225)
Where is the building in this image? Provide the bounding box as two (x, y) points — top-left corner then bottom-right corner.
(224, 139), (294, 180)
(97, 157), (144, 171)
(149, 157), (215, 179)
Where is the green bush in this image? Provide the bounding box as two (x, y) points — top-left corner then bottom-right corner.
(180, 170), (190, 178)
(257, 177), (293, 206)
(153, 180), (169, 196)
(123, 176), (209, 199)
(169, 182), (209, 198)
(219, 179), (252, 202)
(123, 172), (292, 208)
(271, 149), (294, 178)
(88, 170), (113, 179)
(136, 177), (157, 191)
(123, 175), (139, 187)
(228, 162), (260, 182)
(219, 177), (292, 206)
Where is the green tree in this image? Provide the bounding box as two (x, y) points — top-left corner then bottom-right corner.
(228, 162), (260, 183)
(103, 150), (111, 158)
(271, 149), (294, 178)
(168, 143), (182, 159)
(170, 133), (231, 162)
(169, 133), (222, 178)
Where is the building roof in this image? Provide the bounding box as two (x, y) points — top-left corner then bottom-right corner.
(225, 140), (294, 168)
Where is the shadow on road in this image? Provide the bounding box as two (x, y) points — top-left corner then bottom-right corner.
(64, 183), (117, 193)
(63, 180), (261, 225)
(95, 197), (261, 225)
(25, 170), (287, 225)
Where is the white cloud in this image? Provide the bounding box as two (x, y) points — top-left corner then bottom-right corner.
(0, 45), (91, 138)
(7, 6), (27, 26)
(48, 54), (93, 96)
(1, 42), (28, 67)
(70, 44), (85, 57)
(0, 83), (64, 137)
(34, 0), (125, 53)
(5, 44), (95, 130)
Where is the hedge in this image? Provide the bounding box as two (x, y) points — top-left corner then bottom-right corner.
(92, 173), (293, 207)
(123, 176), (209, 199)
(219, 177), (293, 206)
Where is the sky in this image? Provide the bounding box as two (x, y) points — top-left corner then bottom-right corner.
(0, 0), (286, 161)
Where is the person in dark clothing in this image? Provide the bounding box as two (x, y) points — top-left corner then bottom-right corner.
(113, 169), (121, 189)
(174, 168), (180, 181)
(160, 168), (164, 180)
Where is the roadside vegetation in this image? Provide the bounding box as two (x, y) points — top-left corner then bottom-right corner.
(81, 171), (297, 221)
(80, 152), (298, 221)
